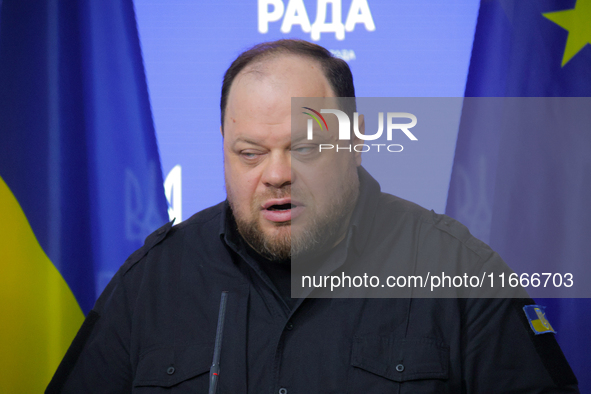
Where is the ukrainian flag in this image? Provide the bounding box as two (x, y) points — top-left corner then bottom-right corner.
(0, 1), (168, 392)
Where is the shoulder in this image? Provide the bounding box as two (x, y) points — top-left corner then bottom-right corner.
(119, 201), (226, 276)
(373, 192), (527, 297)
(379, 192), (492, 256)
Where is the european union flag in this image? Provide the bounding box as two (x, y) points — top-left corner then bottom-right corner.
(446, 0), (591, 390)
(0, 1), (168, 391)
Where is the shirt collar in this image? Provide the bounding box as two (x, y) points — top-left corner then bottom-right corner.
(219, 200), (240, 253)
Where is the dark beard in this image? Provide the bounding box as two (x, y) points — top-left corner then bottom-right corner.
(229, 176), (359, 261)
(234, 216), (291, 261)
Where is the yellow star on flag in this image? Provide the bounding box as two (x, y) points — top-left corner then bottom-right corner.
(543, 0), (591, 66)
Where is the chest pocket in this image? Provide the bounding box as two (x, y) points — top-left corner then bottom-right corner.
(348, 336), (450, 393)
(132, 343), (213, 393)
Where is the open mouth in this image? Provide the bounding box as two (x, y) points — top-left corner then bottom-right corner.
(267, 203), (296, 211)
(261, 199), (304, 222)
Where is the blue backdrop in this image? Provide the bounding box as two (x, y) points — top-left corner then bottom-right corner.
(134, 0), (480, 220)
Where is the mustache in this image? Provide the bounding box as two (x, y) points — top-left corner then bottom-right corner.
(258, 185), (292, 201)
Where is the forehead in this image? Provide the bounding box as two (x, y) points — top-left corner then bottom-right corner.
(225, 54), (335, 127)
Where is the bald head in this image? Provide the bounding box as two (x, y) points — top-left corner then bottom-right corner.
(220, 39), (356, 133)
(225, 54), (335, 132)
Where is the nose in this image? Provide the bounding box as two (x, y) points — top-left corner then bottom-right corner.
(261, 150), (291, 188)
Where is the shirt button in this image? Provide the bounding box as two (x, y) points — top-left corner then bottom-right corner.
(167, 366), (175, 375)
(286, 321), (294, 330)
(395, 363), (404, 372)
(279, 388), (288, 394)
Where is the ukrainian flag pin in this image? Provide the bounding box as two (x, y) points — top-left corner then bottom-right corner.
(523, 305), (556, 335)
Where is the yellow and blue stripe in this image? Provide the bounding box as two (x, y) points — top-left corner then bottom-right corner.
(0, 177), (85, 392)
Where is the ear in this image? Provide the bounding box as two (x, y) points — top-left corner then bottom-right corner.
(220, 125), (224, 137)
(354, 114), (364, 166)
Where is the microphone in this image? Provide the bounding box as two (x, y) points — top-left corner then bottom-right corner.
(209, 291), (228, 394)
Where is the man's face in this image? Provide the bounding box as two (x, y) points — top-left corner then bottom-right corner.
(223, 54), (361, 260)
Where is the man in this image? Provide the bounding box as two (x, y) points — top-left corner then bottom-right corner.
(47, 39), (578, 393)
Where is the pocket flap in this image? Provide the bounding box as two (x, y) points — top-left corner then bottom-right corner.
(134, 342), (213, 388)
(351, 336), (449, 382)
